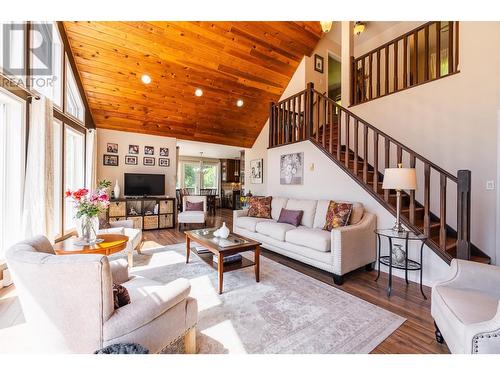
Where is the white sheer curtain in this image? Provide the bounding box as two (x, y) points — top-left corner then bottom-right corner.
(85, 128), (97, 189)
(22, 97), (54, 241)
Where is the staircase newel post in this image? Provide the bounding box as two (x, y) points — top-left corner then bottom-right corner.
(306, 82), (314, 139)
(456, 169), (471, 260)
(269, 101), (275, 147)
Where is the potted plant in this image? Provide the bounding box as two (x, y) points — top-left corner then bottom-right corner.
(65, 180), (111, 245)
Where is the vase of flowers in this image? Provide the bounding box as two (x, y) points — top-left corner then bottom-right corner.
(65, 180), (111, 245)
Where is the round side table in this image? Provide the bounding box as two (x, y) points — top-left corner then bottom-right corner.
(53, 234), (129, 256)
(374, 228), (427, 299)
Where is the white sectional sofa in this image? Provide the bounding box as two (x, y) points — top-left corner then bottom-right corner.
(233, 197), (377, 284)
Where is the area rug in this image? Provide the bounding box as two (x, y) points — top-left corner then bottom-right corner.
(114, 243), (405, 354)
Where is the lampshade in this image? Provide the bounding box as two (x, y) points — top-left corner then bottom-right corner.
(382, 168), (417, 190)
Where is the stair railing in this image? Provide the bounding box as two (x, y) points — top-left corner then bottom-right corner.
(351, 21), (460, 106)
(269, 82), (472, 262)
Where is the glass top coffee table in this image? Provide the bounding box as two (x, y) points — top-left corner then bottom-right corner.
(184, 228), (261, 294)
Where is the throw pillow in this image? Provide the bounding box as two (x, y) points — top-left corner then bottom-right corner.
(277, 208), (303, 227)
(186, 201), (204, 211)
(99, 217), (111, 229)
(323, 201), (353, 231)
(113, 283), (131, 309)
(248, 196), (272, 219)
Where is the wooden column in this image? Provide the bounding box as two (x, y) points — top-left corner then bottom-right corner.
(306, 82), (314, 139)
(456, 169), (471, 260)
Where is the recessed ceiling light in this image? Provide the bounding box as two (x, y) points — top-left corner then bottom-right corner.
(195, 88), (203, 97)
(236, 99), (244, 107)
(141, 74), (152, 84)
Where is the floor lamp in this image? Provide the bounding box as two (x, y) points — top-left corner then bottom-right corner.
(382, 164), (417, 232)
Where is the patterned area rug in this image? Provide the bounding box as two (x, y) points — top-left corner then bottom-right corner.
(114, 243), (405, 354)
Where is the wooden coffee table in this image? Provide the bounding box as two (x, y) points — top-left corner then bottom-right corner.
(53, 234), (130, 264)
(185, 228), (261, 294)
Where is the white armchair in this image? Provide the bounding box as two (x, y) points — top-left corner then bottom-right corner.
(178, 195), (207, 230)
(432, 259), (500, 353)
(6, 236), (198, 354)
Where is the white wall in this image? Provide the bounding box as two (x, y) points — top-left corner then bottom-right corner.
(266, 140), (449, 286)
(348, 22), (500, 262)
(97, 129), (177, 197)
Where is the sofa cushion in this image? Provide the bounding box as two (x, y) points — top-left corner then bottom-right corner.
(113, 283), (131, 309)
(314, 200), (364, 228)
(255, 221), (296, 241)
(185, 201), (203, 211)
(271, 197), (288, 220)
(248, 196), (272, 219)
(178, 211), (205, 224)
(323, 201), (353, 231)
(234, 216), (273, 232)
(277, 208), (303, 227)
(98, 227), (125, 235)
(285, 199), (317, 228)
(285, 227), (331, 252)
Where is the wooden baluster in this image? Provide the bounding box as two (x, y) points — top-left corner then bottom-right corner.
(291, 97), (296, 143)
(361, 57), (366, 102)
(329, 102), (333, 154)
(448, 21), (454, 74)
(424, 24), (429, 81)
(298, 93), (303, 140)
(269, 102), (274, 147)
(316, 95), (320, 143)
(384, 138), (390, 202)
(306, 82), (314, 139)
(363, 126), (368, 183)
(457, 169), (471, 259)
(322, 95), (327, 148)
(397, 145), (402, 165)
(284, 101), (289, 144)
(393, 41), (398, 92)
(352, 58), (357, 105)
(376, 49), (381, 97)
(455, 22), (459, 72)
(385, 45), (389, 95)
(277, 103), (281, 145)
(369, 54), (373, 100)
(403, 36), (408, 88)
(409, 155), (416, 225)
(345, 113), (350, 168)
(337, 108), (342, 160)
(436, 21), (441, 79)
(373, 132), (379, 191)
(353, 119), (359, 175)
(423, 163), (431, 236)
(439, 174), (447, 250)
(414, 31), (419, 84)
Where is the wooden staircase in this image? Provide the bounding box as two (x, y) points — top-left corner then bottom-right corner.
(269, 83), (490, 265)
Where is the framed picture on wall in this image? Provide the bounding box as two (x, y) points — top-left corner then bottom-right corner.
(314, 54), (324, 73)
(143, 157), (155, 166)
(144, 146), (154, 155)
(159, 147), (169, 157)
(128, 144), (139, 154)
(159, 158), (170, 167)
(106, 143), (118, 153)
(250, 159), (263, 184)
(280, 152), (303, 185)
(125, 155), (138, 165)
(103, 154), (119, 166)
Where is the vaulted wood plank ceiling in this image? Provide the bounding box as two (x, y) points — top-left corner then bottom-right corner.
(63, 22), (322, 147)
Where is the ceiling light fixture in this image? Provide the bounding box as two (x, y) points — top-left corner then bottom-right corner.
(320, 21), (333, 33)
(354, 22), (366, 36)
(195, 88), (203, 97)
(236, 99), (244, 107)
(141, 74), (152, 84)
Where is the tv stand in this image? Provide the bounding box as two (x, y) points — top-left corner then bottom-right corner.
(106, 197), (176, 230)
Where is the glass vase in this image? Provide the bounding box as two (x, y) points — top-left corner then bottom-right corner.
(76, 215), (99, 245)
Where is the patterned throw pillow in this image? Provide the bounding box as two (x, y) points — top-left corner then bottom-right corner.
(323, 201), (353, 231)
(248, 196), (272, 219)
(113, 283), (131, 309)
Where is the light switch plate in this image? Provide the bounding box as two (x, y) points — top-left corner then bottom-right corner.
(486, 180), (495, 190)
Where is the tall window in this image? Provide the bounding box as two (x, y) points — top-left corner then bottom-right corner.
(0, 89), (25, 258)
(53, 119), (62, 238)
(179, 159), (219, 194)
(202, 162), (218, 190)
(65, 60), (84, 122)
(31, 22), (63, 107)
(63, 125), (85, 233)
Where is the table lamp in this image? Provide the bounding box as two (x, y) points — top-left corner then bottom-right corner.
(382, 164), (417, 232)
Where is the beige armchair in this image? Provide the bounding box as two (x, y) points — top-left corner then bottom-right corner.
(6, 236), (198, 354)
(178, 195), (207, 230)
(432, 259), (500, 354)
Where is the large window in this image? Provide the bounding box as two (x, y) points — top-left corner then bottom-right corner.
(179, 159), (219, 194)
(65, 60), (84, 122)
(31, 22), (63, 107)
(0, 89), (25, 258)
(53, 119), (62, 239)
(63, 125), (85, 233)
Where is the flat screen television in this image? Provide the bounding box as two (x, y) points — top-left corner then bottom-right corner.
(124, 173), (165, 197)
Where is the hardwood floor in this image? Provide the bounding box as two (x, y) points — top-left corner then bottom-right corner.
(0, 208), (450, 354)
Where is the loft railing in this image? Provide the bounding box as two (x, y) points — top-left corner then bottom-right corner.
(351, 21), (460, 105)
(269, 82), (472, 262)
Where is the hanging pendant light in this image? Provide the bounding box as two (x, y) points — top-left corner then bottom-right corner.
(320, 21), (333, 33)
